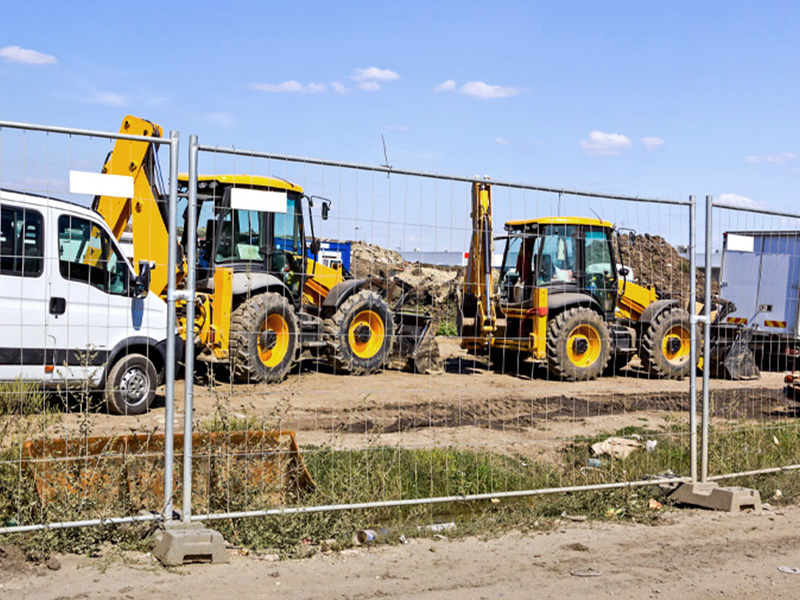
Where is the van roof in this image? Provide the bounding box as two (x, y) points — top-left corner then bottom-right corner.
(0, 188), (100, 221)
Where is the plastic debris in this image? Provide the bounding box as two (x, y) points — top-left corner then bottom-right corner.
(570, 569), (601, 577)
(778, 566), (800, 574)
(591, 437), (642, 459)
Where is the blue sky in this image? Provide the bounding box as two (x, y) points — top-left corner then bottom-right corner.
(1, 1), (799, 250)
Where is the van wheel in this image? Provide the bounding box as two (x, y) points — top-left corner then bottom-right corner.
(105, 353), (157, 415)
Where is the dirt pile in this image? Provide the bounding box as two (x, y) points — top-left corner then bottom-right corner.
(349, 241), (461, 318)
(617, 233), (718, 301)
(350, 241), (405, 281)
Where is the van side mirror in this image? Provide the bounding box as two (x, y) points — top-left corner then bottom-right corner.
(133, 260), (152, 299)
(321, 201), (330, 220)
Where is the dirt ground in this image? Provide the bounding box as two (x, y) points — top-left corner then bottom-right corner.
(5, 503), (800, 600)
(57, 339), (790, 460)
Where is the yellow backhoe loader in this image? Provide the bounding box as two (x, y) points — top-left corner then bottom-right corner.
(94, 116), (434, 410)
(459, 180), (694, 381)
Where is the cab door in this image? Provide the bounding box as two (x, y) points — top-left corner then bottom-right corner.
(583, 226), (618, 316)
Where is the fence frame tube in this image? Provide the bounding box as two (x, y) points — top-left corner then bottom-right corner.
(181, 134), (199, 522)
(163, 130), (180, 521)
(689, 196), (698, 482)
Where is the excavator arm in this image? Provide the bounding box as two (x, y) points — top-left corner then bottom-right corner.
(92, 115), (180, 297)
(459, 180), (497, 349)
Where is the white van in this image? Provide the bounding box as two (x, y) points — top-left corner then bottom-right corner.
(0, 189), (170, 414)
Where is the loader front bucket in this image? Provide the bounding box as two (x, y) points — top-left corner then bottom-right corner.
(390, 311), (441, 374)
(22, 430), (314, 518)
(708, 328), (760, 380)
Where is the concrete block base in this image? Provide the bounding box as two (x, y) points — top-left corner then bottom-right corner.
(152, 522), (230, 566)
(670, 482), (761, 513)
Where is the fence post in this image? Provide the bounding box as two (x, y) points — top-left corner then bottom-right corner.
(163, 129), (180, 521)
(701, 194), (713, 482)
(689, 196), (698, 482)
(182, 134), (198, 522)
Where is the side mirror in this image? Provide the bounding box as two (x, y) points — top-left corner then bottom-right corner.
(321, 201), (330, 220)
(133, 260), (152, 299)
(310, 238), (322, 256)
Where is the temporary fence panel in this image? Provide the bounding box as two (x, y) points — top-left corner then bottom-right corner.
(704, 197), (800, 488)
(180, 141), (699, 523)
(0, 119), (179, 533)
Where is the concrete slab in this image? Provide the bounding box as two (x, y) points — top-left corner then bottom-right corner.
(670, 482), (761, 513)
(152, 522), (230, 566)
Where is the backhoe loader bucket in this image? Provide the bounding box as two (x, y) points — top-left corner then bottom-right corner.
(708, 328), (760, 380)
(22, 430), (314, 517)
(390, 311), (441, 374)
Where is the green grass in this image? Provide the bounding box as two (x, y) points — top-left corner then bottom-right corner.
(3, 407), (800, 560)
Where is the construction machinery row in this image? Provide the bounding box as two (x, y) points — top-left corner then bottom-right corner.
(1, 116), (770, 416)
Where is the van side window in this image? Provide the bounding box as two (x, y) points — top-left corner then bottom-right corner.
(0, 206), (44, 277)
(57, 215), (129, 296)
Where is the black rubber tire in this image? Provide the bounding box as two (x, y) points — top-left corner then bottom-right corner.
(545, 307), (611, 381)
(105, 353), (157, 415)
(229, 293), (298, 384)
(640, 308), (693, 380)
(324, 290), (395, 375)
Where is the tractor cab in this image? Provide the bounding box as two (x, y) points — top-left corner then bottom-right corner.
(498, 217), (619, 317)
(178, 174), (308, 301)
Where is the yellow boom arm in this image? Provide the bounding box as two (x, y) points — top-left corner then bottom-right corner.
(93, 115), (181, 296)
(460, 181), (497, 348)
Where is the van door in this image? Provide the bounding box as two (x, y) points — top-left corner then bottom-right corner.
(49, 211), (139, 385)
(0, 201), (50, 382)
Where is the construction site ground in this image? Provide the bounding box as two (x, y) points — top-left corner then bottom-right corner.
(5, 502), (800, 600)
(56, 338), (790, 458)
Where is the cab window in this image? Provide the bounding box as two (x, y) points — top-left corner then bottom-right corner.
(58, 215), (129, 295)
(500, 235), (540, 303)
(537, 225), (576, 284)
(585, 230), (613, 276)
(274, 195), (299, 253)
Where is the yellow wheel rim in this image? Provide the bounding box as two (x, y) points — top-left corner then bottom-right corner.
(348, 310), (385, 359)
(662, 324), (691, 364)
(258, 314), (290, 368)
(566, 324), (602, 367)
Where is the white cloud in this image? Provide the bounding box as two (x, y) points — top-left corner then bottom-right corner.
(331, 81), (350, 95)
(351, 67), (400, 82)
(580, 131), (632, 156)
(249, 80), (326, 94)
(0, 45), (56, 65)
(745, 152), (797, 164)
(434, 79), (456, 93)
(460, 81), (520, 99)
(495, 137), (509, 145)
(717, 193), (767, 210)
(357, 80), (382, 92)
(641, 136), (665, 150)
